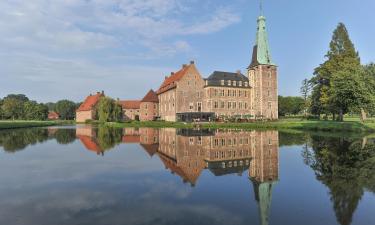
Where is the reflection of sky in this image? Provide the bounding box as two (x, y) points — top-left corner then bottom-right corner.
(0, 134), (375, 225)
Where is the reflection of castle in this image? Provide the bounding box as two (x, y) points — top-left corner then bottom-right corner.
(76, 126), (279, 225)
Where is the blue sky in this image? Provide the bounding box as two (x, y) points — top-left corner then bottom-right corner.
(1, 0), (374, 102)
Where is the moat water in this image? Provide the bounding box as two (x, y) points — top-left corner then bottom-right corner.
(0, 125), (374, 225)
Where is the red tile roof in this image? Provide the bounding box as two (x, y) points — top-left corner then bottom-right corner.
(157, 64), (191, 94)
(76, 93), (104, 112)
(141, 89), (159, 103)
(48, 111), (59, 119)
(120, 101), (141, 109)
(77, 135), (103, 153)
(122, 135), (140, 143)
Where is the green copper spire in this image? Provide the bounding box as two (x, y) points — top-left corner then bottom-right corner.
(249, 3), (275, 68)
(252, 181), (277, 225)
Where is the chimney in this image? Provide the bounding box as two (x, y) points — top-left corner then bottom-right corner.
(97, 92), (100, 94)
(182, 64), (187, 68)
(101, 90), (104, 95)
(165, 76), (169, 79)
(236, 70), (241, 75)
(190, 60), (195, 65)
(171, 72), (175, 76)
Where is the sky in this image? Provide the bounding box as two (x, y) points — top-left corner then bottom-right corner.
(1, 0), (374, 103)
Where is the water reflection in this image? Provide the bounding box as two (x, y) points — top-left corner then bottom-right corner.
(0, 126), (374, 225)
(75, 126), (279, 225)
(0, 127), (76, 152)
(303, 135), (375, 225)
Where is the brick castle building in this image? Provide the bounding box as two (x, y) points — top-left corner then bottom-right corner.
(76, 11), (277, 122)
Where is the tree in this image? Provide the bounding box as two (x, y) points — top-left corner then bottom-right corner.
(329, 70), (372, 121)
(310, 23), (361, 119)
(362, 63), (375, 117)
(278, 96), (305, 117)
(0, 98), (4, 120)
(55, 100), (77, 120)
(1, 98), (24, 120)
(300, 79), (312, 117)
(97, 97), (123, 122)
(23, 101), (49, 120)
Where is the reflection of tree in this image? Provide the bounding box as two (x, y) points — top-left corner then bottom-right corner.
(304, 136), (375, 225)
(54, 129), (76, 145)
(96, 126), (123, 151)
(0, 129), (49, 152)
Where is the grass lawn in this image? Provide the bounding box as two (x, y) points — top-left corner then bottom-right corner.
(0, 120), (74, 130)
(106, 118), (375, 133)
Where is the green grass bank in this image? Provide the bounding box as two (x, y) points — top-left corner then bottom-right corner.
(106, 119), (375, 133)
(0, 120), (74, 130)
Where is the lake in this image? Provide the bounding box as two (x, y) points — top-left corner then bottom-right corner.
(0, 125), (374, 225)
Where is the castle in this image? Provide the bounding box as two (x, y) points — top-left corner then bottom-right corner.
(76, 11), (278, 123)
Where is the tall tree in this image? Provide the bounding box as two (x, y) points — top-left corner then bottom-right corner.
(300, 79), (312, 117)
(98, 97), (123, 122)
(55, 100), (77, 120)
(310, 23), (361, 119)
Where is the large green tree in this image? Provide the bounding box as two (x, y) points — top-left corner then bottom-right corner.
(1, 97), (24, 120)
(23, 101), (49, 120)
(278, 96), (305, 116)
(97, 97), (123, 122)
(55, 100), (77, 120)
(310, 23), (361, 120)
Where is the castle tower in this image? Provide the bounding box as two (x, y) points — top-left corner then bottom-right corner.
(248, 3), (278, 120)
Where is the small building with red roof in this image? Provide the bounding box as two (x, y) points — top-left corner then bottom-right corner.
(120, 100), (141, 121)
(76, 92), (104, 123)
(48, 111), (60, 120)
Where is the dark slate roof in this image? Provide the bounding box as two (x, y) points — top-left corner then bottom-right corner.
(205, 71), (250, 88)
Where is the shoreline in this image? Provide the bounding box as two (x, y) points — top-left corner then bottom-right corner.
(104, 120), (375, 133)
(0, 121), (75, 130)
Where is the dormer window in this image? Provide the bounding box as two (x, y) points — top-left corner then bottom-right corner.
(233, 81), (236, 86)
(221, 80), (224, 86)
(228, 80), (231, 86)
(239, 81), (242, 86)
(245, 82), (248, 87)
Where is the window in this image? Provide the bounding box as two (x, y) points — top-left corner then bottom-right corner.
(221, 80), (225, 86)
(145, 104), (148, 109)
(239, 81), (242, 86)
(228, 80), (231, 86)
(268, 102), (272, 109)
(221, 101), (225, 109)
(233, 81), (236, 86)
(268, 71), (272, 78)
(245, 82), (248, 87)
(221, 90), (225, 96)
(239, 90), (242, 97)
(214, 101), (219, 109)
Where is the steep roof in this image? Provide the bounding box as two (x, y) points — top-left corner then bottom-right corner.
(157, 63), (192, 94)
(205, 71), (249, 88)
(48, 111), (59, 118)
(76, 93), (103, 112)
(120, 100), (141, 109)
(77, 135), (103, 153)
(141, 89), (159, 103)
(249, 16), (275, 68)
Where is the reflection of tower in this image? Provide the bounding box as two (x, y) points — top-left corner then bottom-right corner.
(249, 130), (279, 225)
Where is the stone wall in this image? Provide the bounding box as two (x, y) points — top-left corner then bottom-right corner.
(204, 86), (252, 117)
(124, 109), (140, 121)
(248, 65), (278, 120)
(140, 102), (159, 121)
(76, 110), (95, 123)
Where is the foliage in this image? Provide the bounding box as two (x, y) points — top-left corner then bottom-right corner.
(278, 96), (305, 116)
(303, 135), (375, 225)
(0, 94), (49, 120)
(310, 23), (363, 120)
(54, 129), (76, 145)
(97, 97), (123, 122)
(300, 79), (312, 116)
(96, 126), (123, 151)
(23, 101), (49, 120)
(55, 100), (77, 120)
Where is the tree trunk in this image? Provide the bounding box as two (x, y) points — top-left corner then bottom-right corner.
(360, 108), (367, 122)
(339, 109), (344, 122)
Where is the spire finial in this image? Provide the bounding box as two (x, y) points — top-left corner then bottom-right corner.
(260, 0), (263, 15)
